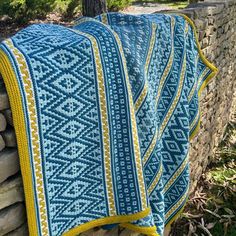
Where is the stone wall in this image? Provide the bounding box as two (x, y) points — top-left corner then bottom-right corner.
(0, 77), (28, 235)
(0, 0), (235, 235)
(178, 0), (236, 193)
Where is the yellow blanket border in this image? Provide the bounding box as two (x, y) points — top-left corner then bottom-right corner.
(180, 13), (219, 141)
(0, 50), (39, 236)
(121, 222), (160, 236)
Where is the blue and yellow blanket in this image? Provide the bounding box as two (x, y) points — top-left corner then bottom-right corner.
(0, 13), (217, 236)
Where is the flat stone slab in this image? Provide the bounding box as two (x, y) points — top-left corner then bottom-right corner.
(2, 109), (13, 127)
(0, 149), (20, 184)
(4, 223), (28, 236)
(0, 89), (10, 111)
(0, 203), (26, 235)
(0, 175), (24, 210)
(2, 128), (17, 147)
(0, 135), (5, 152)
(81, 227), (140, 236)
(0, 113), (7, 132)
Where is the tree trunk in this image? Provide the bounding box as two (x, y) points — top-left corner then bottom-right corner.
(82, 0), (107, 17)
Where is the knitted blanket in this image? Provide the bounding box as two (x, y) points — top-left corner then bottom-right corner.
(0, 13), (218, 236)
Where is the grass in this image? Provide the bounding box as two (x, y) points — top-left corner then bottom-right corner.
(165, 1), (188, 9)
(170, 121), (236, 236)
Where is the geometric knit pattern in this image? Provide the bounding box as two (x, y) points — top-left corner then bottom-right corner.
(0, 13), (218, 236)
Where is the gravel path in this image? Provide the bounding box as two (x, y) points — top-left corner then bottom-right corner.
(122, 2), (174, 15)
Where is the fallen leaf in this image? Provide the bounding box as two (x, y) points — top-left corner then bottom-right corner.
(206, 222), (216, 229)
(223, 208), (234, 215)
(203, 209), (221, 218)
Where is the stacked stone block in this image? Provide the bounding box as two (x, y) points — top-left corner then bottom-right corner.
(0, 0), (235, 234)
(0, 74), (28, 235)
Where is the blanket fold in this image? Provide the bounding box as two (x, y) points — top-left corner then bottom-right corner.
(0, 12), (218, 236)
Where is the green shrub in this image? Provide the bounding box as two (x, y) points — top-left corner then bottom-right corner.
(64, 0), (81, 18)
(0, 0), (133, 23)
(0, 0), (56, 23)
(107, 0), (132, 11)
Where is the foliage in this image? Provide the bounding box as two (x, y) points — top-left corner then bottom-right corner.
(0, 0), (133, 20)
(0, 0), (56, 23)
(64, 0), (81, 18)
(107, 0), (132, 11)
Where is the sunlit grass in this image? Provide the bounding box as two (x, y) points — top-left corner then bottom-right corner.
(166, 1), (188, 9)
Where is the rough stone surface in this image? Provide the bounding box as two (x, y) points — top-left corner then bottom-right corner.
(1, 129), (17, 147)
(2, 110), (13, 127)
(81, 228), (139, 236)
(0, 149), (20, 184)
(81, 227), (118, 236)
(4, 223), (28, 236)
(0, 175), (24, 210)
(0, 114), (7, 132)
(120, 229), (140, 236)
(0, 90), (10, 111)
(0, 203), (26, 235)
(0, 136), (5, 152)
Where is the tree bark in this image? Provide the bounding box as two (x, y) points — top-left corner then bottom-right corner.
(82, 0), (107, 17)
